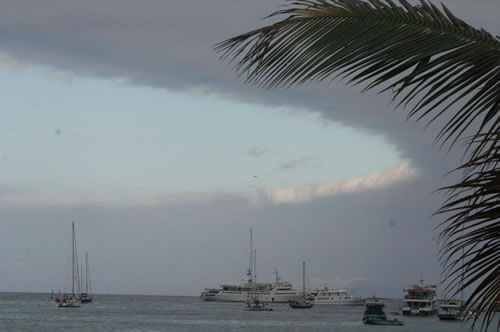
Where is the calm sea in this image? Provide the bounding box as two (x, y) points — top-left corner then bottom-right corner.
(0, 293), (486, 331)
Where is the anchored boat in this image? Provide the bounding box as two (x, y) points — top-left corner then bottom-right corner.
(401, 276), (438, 316)
(363, 297), (403, 326)
(56, 222), (81, 308)
(310, 287), (364, 305)
(289, 261), (314, 309)
(201, 229), (300, 303)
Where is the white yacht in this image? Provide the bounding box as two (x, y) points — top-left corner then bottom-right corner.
(310, 286), (364, 305)
(201, 268), (300, 303)
(401, 276), (438, 316)
(200, 229), (300, 303)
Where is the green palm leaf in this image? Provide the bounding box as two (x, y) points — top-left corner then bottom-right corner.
(216, 0), (499, 329)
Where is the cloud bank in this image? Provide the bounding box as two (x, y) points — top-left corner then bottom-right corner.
(257, 159), (418, 204)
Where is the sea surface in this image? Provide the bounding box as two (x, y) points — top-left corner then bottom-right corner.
(0, 293), (490, 331)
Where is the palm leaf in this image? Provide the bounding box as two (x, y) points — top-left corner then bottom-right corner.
(436, 134), (499, 330)
(215, 0), (499, 329)
(216, 0), (499, 153)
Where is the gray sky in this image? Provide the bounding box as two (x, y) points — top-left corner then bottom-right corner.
(0, 0), (498, 297)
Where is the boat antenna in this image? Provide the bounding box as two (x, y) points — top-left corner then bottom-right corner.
(273, 267), (280, 283)
(254, 249), (257, 283)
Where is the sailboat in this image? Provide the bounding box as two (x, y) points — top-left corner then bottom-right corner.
(243, 230), (272, 311)
(80, 252), (93, 303)
(289, 261), (314, 309)
(57, 222), (81, 308)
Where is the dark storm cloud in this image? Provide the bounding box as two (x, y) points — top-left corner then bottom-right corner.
(0, 0), (495, 176)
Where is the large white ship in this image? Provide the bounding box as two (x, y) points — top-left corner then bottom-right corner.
(310, 286), (364, 305)
(401, 276), (438, 316)
(200, 229), (301, 303)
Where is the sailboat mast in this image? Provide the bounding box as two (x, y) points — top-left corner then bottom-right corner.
(250, 228), (253, 283)
(86, 252), (89, 293)
(254, 249), (257, 283)
(80, 263), (83, 294)
(72, 222), (75, 297)
(303, 261), (306, 298)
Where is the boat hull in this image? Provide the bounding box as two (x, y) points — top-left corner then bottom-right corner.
(438, 314), (463, 321)
(364, 318), (403, 326)
(313, 300), (364, 305)
(244, 306), (273, 311)
(57, 299), (81, 308)
(402, 309), (437, 316)
(289, 300), (314, 309)
(202, 292), (301, 303)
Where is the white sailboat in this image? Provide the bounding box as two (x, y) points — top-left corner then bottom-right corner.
(56, 222), (81, 308)
(80, 252), (93, 303)
(243, 231), (272, 311)
(289, 261), (314, 309)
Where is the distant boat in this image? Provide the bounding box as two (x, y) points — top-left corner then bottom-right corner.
(80, 252), (93, 303)
(289, 261), (314, 309)
(57, 222), (81, 308)
(438, 299), (465, 320)
(363, 297), (404, 326)
(310, 286), (364, 305)
(243, 298), (273, 311)
(401, 275), (438, 316)
(243, 246), (273, 311)
(438, 240), (466, 320)
(201, 229), (300, 303)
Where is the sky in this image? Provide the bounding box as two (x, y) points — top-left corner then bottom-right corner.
(0, 0), (498, 297)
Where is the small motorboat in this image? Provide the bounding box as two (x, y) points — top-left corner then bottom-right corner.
(289, 299), (314, 309)
(363, 298), (403, 326)
(438, 299), (478, 320)
(57, 295), (81, 308)
(244, 298), (273, 311)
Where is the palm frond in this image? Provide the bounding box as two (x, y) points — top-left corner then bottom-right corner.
(436, 133), (499, 330)
(215, 0), (500, 153)
(216, 0), (499, 329)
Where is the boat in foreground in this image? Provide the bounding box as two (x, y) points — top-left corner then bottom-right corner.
(289, 261), (314, 309)
(363, 298), (403, 326)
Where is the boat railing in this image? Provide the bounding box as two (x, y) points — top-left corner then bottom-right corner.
(404, 295), (434, 301)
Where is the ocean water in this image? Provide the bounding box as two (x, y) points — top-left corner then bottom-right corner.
(0, 293), (489, 331)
